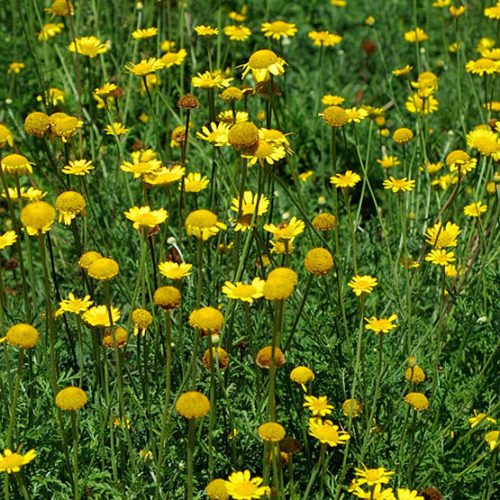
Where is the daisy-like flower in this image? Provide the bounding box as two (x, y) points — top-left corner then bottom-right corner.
(120, 157), (162, 179)
(466, 128), (500, 156)
(57, 293), (93, 316)
(322, 94), (345, 105)
(264, 216), (305, 241)
(192, 70), (232, 89)
(0, 448), (36, 474)
(349, 483), (395, 499)
(465, 58), (500, 76)
(144, 165), (185, 186)
(420, 161), (443, 174)
(377, 156), (401, 169)
(140, 74), (161, 94)
(194, 25), (219, 37)
(68, 36), (108, 57)
(425, 248), (456, 266)
(223, 25), (252, 42)
(230, 191), (270, 232)
(242, 139), (286, 166)
(0, 124), (14, 148)
(365, 314), (398, 334)
(38, 22), (64, 41)
(132, 27), (158, 39)
(197, 122), (231, 146)
(0, 231), (17, 250)
(62, 159), (94, 176)
(382, 177), (416, 193)
(160, 49), (187, 68)
(240, 49), (286, 82)
(433, 0), (450, 6)
(404, 28), (429, 43)
(37, 87), (66, 106)
(105, 122), (129, 136)
(464, 201), (487, 217)
(345, 107), (369, 123)
(348, 275), (378, 296)
(396, 488), (424, 500)
(425, 221), (461, 248)
(308, 30), (342, 47)
(8, 62), (25, 74)
(303, 395), (334, 416)
(158, 261), (192, 280)
(183, 173), (210, 193)
(125, 57), (165, 76)
(225, 470), (270, 499)
(353, 464), (395, 487)
(299, 170), (314, 182)
(218, 110), (249, 123)
(93, 82), (118, 97)
(405, 93), (439, 114)
(432, 173), (456, 190)
(330, 170), (361, 189)
(1, 154), (34, 175)
(82, 305), (121, 328)
(468, 410), (497, 428)
(261, 21), (297, 39)
(124, 206), (168, 229)
(484, 2), (500, 19)
(185, 209), (227, 241)
(2, 187), (46, 202)
(222, 277), (265, 303)
(308, 418), (351, 447)
(56, 191), (86, 225)
(485, 430), (499, 451)
(392, 64), (413, 76)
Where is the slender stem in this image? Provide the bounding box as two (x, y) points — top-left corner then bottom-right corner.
(186, 418), (196, 500)
(407, 410), (418, 487)
(70, 411), (80, 500)
(6, 348), (24, 448)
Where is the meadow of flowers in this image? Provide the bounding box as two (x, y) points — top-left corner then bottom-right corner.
(0, 0), (499, 498)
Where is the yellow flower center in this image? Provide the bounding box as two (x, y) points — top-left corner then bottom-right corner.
(249, 49), (278, 69)
(234, 482), (258, 496)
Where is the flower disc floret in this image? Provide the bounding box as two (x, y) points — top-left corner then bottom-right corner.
(304, 248), (334, 275)
(175, 391), (210, 418)
(3, 324), (39, 349)
(0, 449), (36, 474)
(228, 122), (259, 149)
(185, 209), (227, 240)
(24, 112), (50, 138)
(322, 106), (348, 127)
(153, 286), (181, 310)
(258, 422), (286, 442)
(393, 127), (414, 144)
(189, 307), (224, 334)
(290, 366), (315, 385)
(225, 470), (270, 500)
(56, 191), (86, 225)
(87, 258), (119, 280)
(21, 201), (56, 235)
(55, 386), (88, 411)
(308, 418), (351, 447)
(404, 392), (429, 411)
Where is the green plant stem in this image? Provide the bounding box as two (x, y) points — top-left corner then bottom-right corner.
(344, 189), (358, 275)
(6, 348), (24, 448)
(186, 418), (196, 500)
(407, 410), (418, 487)
(70, 411), (80, 500)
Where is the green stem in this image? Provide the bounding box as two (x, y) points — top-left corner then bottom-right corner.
(70, 411), (80, 500)
(6, 348), (24, 448)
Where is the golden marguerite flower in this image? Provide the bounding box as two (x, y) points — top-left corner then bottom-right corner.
(37, 22), (64, 41)
(131, 309), (153, 336)
(192, 71), (232, 89)
(21, 201), (56, 235)
(353, 464), (395, 487)
(189, 307), (224, 335)
(393, 127), (414, 144)
(404, 27), (428, 42)
(56, 191), (86, 225)
(24, 112), (50, 138)
(1, 154), (34, 175)
(185, 209), (227, 240)
(321, 105), (348, 127)
(405, 365), (426, 383)
(78, 251), (102, 270)
(68, 36), (108, 57)
(62, 159), (94, 176)
(87, 257), (119, 281)
(153, 286), (181, 310)
(240, 49), (286, 82)
(258, 422), (286, 442)
(303, 395), (334, 417)
(194, 25), (219, 37)
(55, 386), (87, 412)
(82, 305), (121, 327)
(202, 347), (229, 370)
(132, 27), (158, 39)
(0, 124), (14, 148)
(102, 327), (128, 349)
(222, 277), (265, 303)
(57, 293), (93, 316)
(0, 231), (17, 251)
(304, 248), (334, 275)
(308, 30), (342, 47)
(1, 324), (39, 349)
(223, 25), (252, 42)
(290, 366), (315, 388)
(183, 173), (210, 193)
(0, 448), (36, 474)
(256, 345), (286, 369)
(228, 122), (259, 149)
(365, 314), (398, 334)
(158, 261), (192, 280)
(261, 21), (297, 39)
(206, 478), (229, 500)
(382, 177), (416, 193)
(308, 418), (351, 447)
(161, 49), (188, 68)
(312, 213), (336, 231)
(424, 221), (461, 248)
(143, 165), (184, 185)
(468, 410), (496, 428)
(124, 206), (168, 229)
(225, 470), (270, 499)
(176, 391), (210, 418)
(242, 139), (286, 166)
(45, 0), (73, 16)
(465, 58), (500, 76)
(342, 398), (363, 418)
(330, 170), (361, 189)
(348, 275), (378, 296)
(264, 217), (305, 240)
(197, 122), (231, 147)
(425, 249), (456, 266)
(464, 201), (487, 217)
(125, 57), (165, 76)
(404, 392), (429, 411)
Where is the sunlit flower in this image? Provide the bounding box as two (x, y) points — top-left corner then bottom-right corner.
(105, 122), (129, 136)
(7, 62), (25, 74)
(330, 170), (361, 188)
(185, 209), (227, 240)
(0, 231), (17, 251)
(57, 293), (93, 316)
(365, 314), (398, 334)
(468, 410), (497, 428)
(303, 395), (334, 416)
(405, 93), (439, 114)
(485, 430), (499, 451)
(124, 206), (168, 229)
(464, 201), (487, 217)
(308, 30), (342, 47)
(82, 305), (121, 328)
(183, 172), (210, 193)
(348, 275), (378, 296)
(466, 128), (500, 156)
(392, 64), (413, 76)
(308, 418), (350, 447)
(121, 157), (162, 178)
(38, 22), (64, 41)
(0, 448), (36, 474)
(0, 124), (14, 148)
(68, 36), (108, 57)
(404, 28), (429, 43)
(37, 87), (66, 106)
(62, 159), (94, 176)
(132, 27), (158, 39)
(383, 177), (415, 193)
(240, 49), (286, 82)
(261, 21), (297, 39)
(158, 261), (192, 280)
(195, 25), (219, 37)
(377, 156), (401, 169)
(125, 57), (164, 76)
(160, 48), (187, 68)
(223, 25), (252, 42)
(345, 107), (369, 123)
(192, 70), (232, 89)
(197, 122), (231, 146)
(225, 470), (270, 500)
(465, 58), (500, 76)
(222, 277), (265, 303)
(144, 165), (184, 186)
(353, 464), (395, 487)
(264, 216), (304, 241)
(425, 221), (461, 248)
(425, 248), (456, 266)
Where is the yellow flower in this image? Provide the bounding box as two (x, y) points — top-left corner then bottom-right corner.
(160, 48), (187, 68)
(37, 87), (66, 106)
(382, 177), (416, 193)
(197, 122), (231, 146)
(192, 70), (232, 89)
(353, 464), (395, 487)
(425, 221), (461, 248)
(222, 277), (265, 303)
(258, 422), (286, 442)
(158, 261), (192, 280)
(377, 155), (401, 169)
(223, 25), (251, 42)
(303, 395), (334, 416)
(466, 128), (500, 156)
(464, 201), (487, 217)
(308, 418), (351, 447)
(124, 206), (168, 229)
(0, 448), (36, 474)
(485, 430), (499, 451)
(57, 293), (93, 316)
(330, 170), (361, 188)
(348, 275), (378, 296)
(449, 5), (465, 17)
(185, 209), (227, 240)
(425, 248), (456, 266)
(125, 57), (165, 76)
(240, 49), (286, 82)
(56, 191), (86, 225)
(331, 0), (347, 5)
(21, 201), (56, 235)
(0, 231), (17, 251)
(120, 157), (162, 178)
(0, 324), (39, 349)
(0, 124), (14, 148)
(420, 161), (443, 174)
(225, 470), (270, 500)
(68, 36), (108, 57)
(465, 58), (500, 76)
(261, 21), (297, 39)
(308, 30), (342, 47)
(132, 27), (158, 39)
(404, 28), (429, 43)
(55, 386), (88, 411)
(182, 172), (210, 193)
(1, 154), (34, 175)
(194, 25), (219, 37)
(342, 399), (363, 418)
(7, 62), (25, 74)
(45, 0), (73, 16)
(345, 107), (369, 123)
(105, 122), (129, 136)
(264, 216), (304, 241)
(322, 94), (345, 106)
(62, 159), (94, 176)
(392, 64), (413, 76)
(189, 307), (224, 334)
(433, 0), (450, 6)
(484, 3), (500, 19)
(290, 366), (315, 390)
(468, 410), (497, 428)
(82, 305), (121, 328)
(298, 170), (314, 182)
(406, 93), (439, 114)
(38, 22), (64, 41)
(365, 314), (398, 334)
(404, 392), (429, 411)
(242, 139), (286, 166)
(144, 165), (184, 185)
